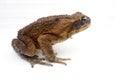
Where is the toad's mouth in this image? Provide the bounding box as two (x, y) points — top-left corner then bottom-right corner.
(79, 23), (90, 32)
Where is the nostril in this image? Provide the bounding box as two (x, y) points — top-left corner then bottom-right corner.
(87, 17), (91, 23)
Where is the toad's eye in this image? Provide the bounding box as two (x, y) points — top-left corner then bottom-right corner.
(80, 16), (90, 25)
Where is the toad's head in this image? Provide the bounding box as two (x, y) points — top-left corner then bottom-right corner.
(67, 12), (91, 37)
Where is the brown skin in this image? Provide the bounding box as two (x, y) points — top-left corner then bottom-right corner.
(12, 12), (91, 67)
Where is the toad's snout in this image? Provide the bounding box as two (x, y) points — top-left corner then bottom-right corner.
(80, 16), (91, 25)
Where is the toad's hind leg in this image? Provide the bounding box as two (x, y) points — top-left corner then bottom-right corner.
(12, 35), (36, 56)
(12, 35), (52, 67)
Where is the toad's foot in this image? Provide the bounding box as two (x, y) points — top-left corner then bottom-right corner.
(51, 57), (71, 65)
(20, 54), (53, 68)
(28, 58), (53, 68)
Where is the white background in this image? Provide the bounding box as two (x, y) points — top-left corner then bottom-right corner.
(0, 0), (119, 80)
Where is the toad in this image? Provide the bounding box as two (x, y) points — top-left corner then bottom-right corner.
(12, 12), (91, 67)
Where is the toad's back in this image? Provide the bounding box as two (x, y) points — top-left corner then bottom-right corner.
(18, 14), (72, 36)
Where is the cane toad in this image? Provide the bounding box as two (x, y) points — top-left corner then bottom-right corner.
(12, 12), (91, 67)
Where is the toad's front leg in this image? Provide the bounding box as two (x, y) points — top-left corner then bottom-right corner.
(37, 34), (70, 65)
